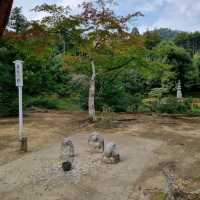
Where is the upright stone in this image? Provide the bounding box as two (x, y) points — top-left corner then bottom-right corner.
(88, 132), (104, 153)
(102, 142), (120, 164)
(60, 138), (75, 171)
(177, 80), (182, 100)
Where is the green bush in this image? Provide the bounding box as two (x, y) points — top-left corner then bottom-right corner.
(25, 95), (81, 111)
(0, 92), (18, 117)
(190, 107), (200, 115)
(142, 97), (191, 114)
(142, 98), (158, 112)
(155, 97), (190, 113)
(138, 104), (151, 112)
(27, 96), (59, 109)
(159, 100), (187, 113)
(148, 88), (167, 99)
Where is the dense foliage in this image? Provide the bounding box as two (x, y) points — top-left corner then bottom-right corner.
(1, 1), (200, 116)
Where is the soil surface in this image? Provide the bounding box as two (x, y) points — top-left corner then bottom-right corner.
(0, 111), (200, 200)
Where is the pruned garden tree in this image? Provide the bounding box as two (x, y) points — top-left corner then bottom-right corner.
(79, 0), (143, 121)
(0, 0), (13, 36)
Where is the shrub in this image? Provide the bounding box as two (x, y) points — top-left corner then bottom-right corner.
(0, 92), (18, 117)
(190, 107), (200, 116)
(138, 104), (151, 113)
(148, 87), (168, 99)
(27, 96), (59, 109)
(142, 98), (158, 112)
(155, 97), (189, 114)
(142, 97), (191, 114)
(25, 95), (81, 111)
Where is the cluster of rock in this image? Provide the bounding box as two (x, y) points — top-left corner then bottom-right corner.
(60, 132), (120, 172)
(88, 132), (120, 164)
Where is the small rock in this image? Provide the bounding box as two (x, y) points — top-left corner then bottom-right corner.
(62, 161), (72, 172)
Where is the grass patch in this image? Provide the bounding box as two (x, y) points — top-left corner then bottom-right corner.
(151, 192), (166, 200)
(193, 176), (200, 182)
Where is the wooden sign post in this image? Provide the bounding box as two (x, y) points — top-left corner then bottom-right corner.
(13, 60), (28, 152)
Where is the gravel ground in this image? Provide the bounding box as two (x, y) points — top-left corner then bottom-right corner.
(0, 133), (162, 200)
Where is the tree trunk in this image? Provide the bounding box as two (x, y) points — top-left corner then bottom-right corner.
(0, 0), (13, 37)
(88, 60), (96, 121)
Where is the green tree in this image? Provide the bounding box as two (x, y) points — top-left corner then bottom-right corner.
(191, 53), (200, 88)
(154, 42), (192, 90)
(143, 30), (161, 49)
(77, 0), (143, 119)
(155, 28), (180, 41)
(32, 3), (82, 53)
(0, 41), (18, 116)
(175, 32), (200, 55)
(131, 27), (140, 35)
(32, 4), (70, 28)
(8, 7), (28, 33)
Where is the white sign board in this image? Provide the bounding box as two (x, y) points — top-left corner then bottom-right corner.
(14, 60), (23, 87)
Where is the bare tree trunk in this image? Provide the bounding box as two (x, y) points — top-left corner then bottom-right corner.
(0, 0), (13, 37)
(88, 60), (96, 121)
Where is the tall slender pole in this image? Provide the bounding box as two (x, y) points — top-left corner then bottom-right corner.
(14, 60), (27, 152)
(18, 86), (24, 140)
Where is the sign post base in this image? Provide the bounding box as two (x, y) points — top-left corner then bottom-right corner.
(20, 137), (28, 152)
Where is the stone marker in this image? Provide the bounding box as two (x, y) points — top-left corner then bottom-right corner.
(88, 132), (104, 153)
(60, 138), (75, 171)
(103, 142), (120, 164)
(177, 80), (183, 100)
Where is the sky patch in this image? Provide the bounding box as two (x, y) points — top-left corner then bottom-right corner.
(14, 0), (200, 33)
